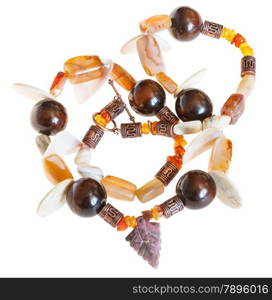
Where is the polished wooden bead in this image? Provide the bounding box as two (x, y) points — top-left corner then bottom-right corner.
(176, 170), (216, 209)
(66, 178), (107, 217)
(175, 89), (213, 121)
(31, 99), (68, 135)
(43, 154), (73, 184)
(129, 79), (166, 116)
(169, 6), (202, 41)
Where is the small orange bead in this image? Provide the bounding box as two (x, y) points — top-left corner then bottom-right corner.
(142, 210), (153, 221)
(239, 43), (254, 56)
(95, 114), (107, 127)
(101, 110), (112, 123)
(50, 72), (67, 97)
(141, 123), (150, 134)
(174, 135), (187, 147)
(175, 145), (185, 156)
(151, 205), (163, 220)
(125, 216), (137, 228)
(231, 33), (246, 48)
(150, 121), (158, 135)
(167, 155), (183, 169)
(117, 217), (128, 231)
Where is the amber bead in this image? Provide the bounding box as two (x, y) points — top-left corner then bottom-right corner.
(175, 145), (185, 156)
(221, 27), (237, 42)
(150, 121), (158, 135)
(141, 123), (150, 134)
(124, 216), (137, 228)
(167, 155), (183, 169)
(231, 33), (246, 48)
(110, 63), (136, 91)
(31, 99), (68, 135)
(50, 72), (67, 97)
(101, 110), (112, 123)
(176, 170), (216, 209)
(66, 178), (107, 217)
(43, 154), (73, 184)
(239, 43), (254, 56)
(169, 6), (203, 41)
(175, 89), (213, 121)
(142, 210), (153, 221)
(117, 217), (128, 231)
(95, 114), (107, 127)
(221, 94), (245, 125)
(151, 206), (163, 220)
(174, 135), (187, 147)
(128, 79), (166, 116)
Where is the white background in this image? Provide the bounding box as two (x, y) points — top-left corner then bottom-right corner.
(0, 0), (270, 277)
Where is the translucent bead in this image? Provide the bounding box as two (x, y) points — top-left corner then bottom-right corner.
(121, 34), (170, 55)
(175, 145), (185, 156)
(139, 15), (172, 33)
(77, 165), (104, 182)
(155, 72), (177, 94)
(173, 120), (202, 135)
(150, 206), (163, 220)
(117, 217), (128, 231)
(95, 114), (107, 127)
(110, 63), (136, 91)
(236, 75), (255, 98)
(231, 33), (246, 47)
(35, 134), (51, 154)
(174, 135), (187, 147)
(209, 137), (232, 173)
(50, 72), (67, 97)
(221, 27), (236, 42)
(124, 216), (137, 227)
(74, 144), (92, 166)
(101, 176), (137, 201)
(167, 155), (183, 169)
(202, 115), (231, 130)
(141, 123), (150, 134)
(136, 34), (165, 76)
(136, 178), (164, 203)
(64, 55), (104, 84)
(43, 154), (73, 184)
(183, 128), (224, 164)
(239, 43), (254, 56)
(221, 94), (245, 125)
(37, 178), (73, 217)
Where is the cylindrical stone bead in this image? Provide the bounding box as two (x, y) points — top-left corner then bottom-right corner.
(110, 63), (137, 91)
(82, 125), (104, 149)
(156, 106), (179, 124)
(241, 56), (256, 77)
(155, 121), (175, 137)
(221, 94), (245, 125)
(102, 99), (126, 120)
(121, 122), (142, 138)
(201, 20), (223, 39)
(99, 203), (123, 227)
(155, 161), (179, 186)
(155, 72), (178, 94)
(160, 195), (185, 218)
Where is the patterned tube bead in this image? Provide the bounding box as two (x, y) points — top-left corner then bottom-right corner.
(82, 125), (104, 149)
(155, 121), (175, 137)
(155, 161), (179, 186)
(156, 106), (179, 124)
(121, 122), (142, 138)
(201, 20), (223, 39)
(102, 99), (126, 120)
(160, 195), (184, 218)
(241, 56), (256, 77)
(99, 203), (124, 227)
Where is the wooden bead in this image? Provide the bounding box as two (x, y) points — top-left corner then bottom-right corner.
(99, 203), (124, 227)
(156, 106), (179, 123)
(241, 56), (256, 77)
(121, 123), (142, 138)
(201, 20), (223, 39)
(155, 121), (175, 137)
(160, 195), (184, 218)
(155, 161), (179, 186)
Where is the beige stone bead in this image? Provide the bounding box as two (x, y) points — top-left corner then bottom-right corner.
(139, 15), (172, 33)
(173, 120), (202, 135)
(208, 137), (232, 173)
(155, 72), (177, 94)
(136, 34), (165, 76)
(35, 134), (51, 154)
(236, 74), (255, 98)
(101, 176), (137, 201)
(136, 178), (164, 203)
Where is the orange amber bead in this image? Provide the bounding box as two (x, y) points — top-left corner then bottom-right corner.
(174, 135), (187, 147)
(95, 114), (107, 127)
(167, 155), (183, 169)
(231, 33), (246, 48)
(141, 123), (150, 134)
(124, 216), (137, 228)
(50, 72), (67, 97)
(43, 154), (73, 184)
(151, 205), (163, 220)
(221, 27), (236, 42)
(239, 43), (254, 56)
(110, 63), (137, 91)
(151, 121), (158, 135)
(101, 110), (112, 123)
(175, 145), (185, 156)
(117, 217), (128, 231)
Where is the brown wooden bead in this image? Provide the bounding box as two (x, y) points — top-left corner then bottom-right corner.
(101, 99), (125, 120)
(129, 79), (166, 116)
(241, 56), (256, 77)
(221, 94), (245, 125)
(99, 203), (124, 227)
(169, 6), (203, 41)
(155, 121), (175, 137)
(155, 161), (179, 186)
(156, 106), (179, 124)
(82, 125), (104, 149)
(31, 99), (67, 136)
(160, 195), (184, 218)
(121, 122), (142, 138)
(201, 20), (223, 39)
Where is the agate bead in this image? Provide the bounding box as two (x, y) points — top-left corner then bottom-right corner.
(66, 178), (107, 217)
(31, 99), (67, 135)
(176, 170), (216, 209)
(169, 6), (202, 41)
(175, 89), (213, 121)
(129, 79), (166, 116)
